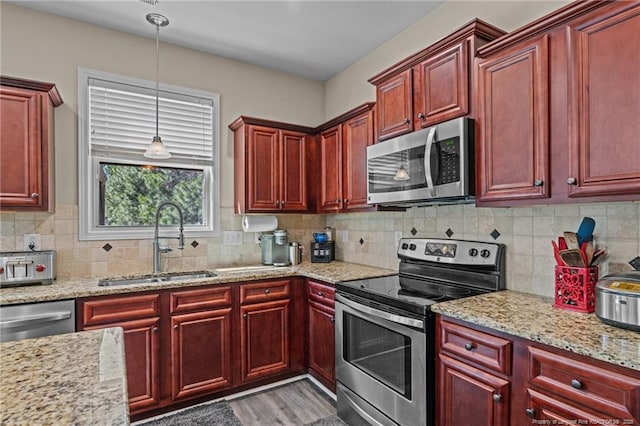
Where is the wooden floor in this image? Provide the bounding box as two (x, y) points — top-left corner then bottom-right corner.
(229, 379), (336, 425)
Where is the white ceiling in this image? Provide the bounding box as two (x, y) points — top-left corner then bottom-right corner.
(8, 0), (445, 81)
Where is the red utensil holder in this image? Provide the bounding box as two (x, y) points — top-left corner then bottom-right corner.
(554, 265), (598, 313)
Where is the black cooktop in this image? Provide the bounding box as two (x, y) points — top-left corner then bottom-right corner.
(336, 274), (483, 316)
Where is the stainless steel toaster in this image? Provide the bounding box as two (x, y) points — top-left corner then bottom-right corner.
(595, 271), (640, 331)
(0, 251), (56, 287)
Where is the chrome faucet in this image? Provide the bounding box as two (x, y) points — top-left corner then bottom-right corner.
(152, 202), (185, 273)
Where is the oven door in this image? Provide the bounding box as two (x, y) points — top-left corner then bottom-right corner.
(335, 293), (429, 426)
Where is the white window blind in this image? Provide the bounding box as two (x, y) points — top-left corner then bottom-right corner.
(89, 78), (213, 165)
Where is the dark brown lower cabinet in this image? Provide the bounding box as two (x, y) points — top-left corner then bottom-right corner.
(306, 279), (336, 392)
(437, 315), (640, 425)
(171, 308), (232, 400)
(77, 278), (305, 418)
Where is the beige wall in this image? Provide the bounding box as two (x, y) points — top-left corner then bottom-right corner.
(0, 3), (324, 207)
(324, 0), (570, 118)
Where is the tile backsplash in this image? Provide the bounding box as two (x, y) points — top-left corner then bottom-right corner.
(1, 202), (638, 297)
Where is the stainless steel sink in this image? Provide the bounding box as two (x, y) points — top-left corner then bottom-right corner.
(98, 271), (216, 287)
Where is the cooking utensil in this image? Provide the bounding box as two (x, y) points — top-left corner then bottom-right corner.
(582, 240), (594, 266)
(560, 249), (586, 267)
(576, 217), (595, 246)
(558, 237), (568, 250)
(563, 231), (579, 250)
(590, 249), (607, 266)
(552, 240), (566, 266)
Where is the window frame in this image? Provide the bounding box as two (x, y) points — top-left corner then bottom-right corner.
(78, 68), (220, 241)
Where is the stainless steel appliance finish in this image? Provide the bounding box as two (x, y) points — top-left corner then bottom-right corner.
(335, 238), (505, 426)
(366, 117), (473, 207)
(152, 202), (185, 273)
(0, 300), (75, 343)
(596, 271), (640, 331)
(272, 229), (291, 266)
(0, 251), (56, 287)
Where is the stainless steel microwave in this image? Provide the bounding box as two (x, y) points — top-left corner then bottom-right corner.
(367, 117), (474, 206)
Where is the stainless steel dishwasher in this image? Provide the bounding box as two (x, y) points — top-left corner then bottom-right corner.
(0, 300), (76, 343)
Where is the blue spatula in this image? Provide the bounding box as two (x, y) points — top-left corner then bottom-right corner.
(576, 217), (595, 246)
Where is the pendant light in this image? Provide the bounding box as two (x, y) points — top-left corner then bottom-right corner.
(144, 13), (171, 159)
(393, 150), (410, 181)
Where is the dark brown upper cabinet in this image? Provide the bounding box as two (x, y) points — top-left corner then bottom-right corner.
(0, 76), (63, 212)
(369, 19), (506, 142)
(475, 1), (640, 206)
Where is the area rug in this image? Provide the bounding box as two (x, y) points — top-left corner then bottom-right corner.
(304, 414), (348, 426)
(137, 400), (242, 426)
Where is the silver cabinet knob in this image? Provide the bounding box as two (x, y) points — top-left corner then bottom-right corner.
(275, 200), (280, 206)
(265, 289), (270, 294)
(403, 118), (410, 125)
(173, 324), (179, 330)
(492, 393), (502, 403)
(525, 408), (535, 418)
(464, 343), (474, 351)
(567, 177), (577, 185)
(417, 112), (425, 120)
(570, 379), (583, 389)
(335, 199), (340, 204)
(153, 327), (159, 334)
(533, 180), (543, 187)
(31, 193), (39, 199)
(343, 199), (349, 204)
(243, 313), (248, 319)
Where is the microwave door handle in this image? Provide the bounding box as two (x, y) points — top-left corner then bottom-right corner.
(423, 126), (437, 197)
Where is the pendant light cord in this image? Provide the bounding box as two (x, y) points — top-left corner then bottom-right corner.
(155, 22), (160, 138)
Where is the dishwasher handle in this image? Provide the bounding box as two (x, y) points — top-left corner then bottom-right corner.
(0, 311), (72, 330)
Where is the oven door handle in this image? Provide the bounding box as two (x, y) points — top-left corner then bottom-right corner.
(423, 126), (437, 198)
(336, 294), (424, 329)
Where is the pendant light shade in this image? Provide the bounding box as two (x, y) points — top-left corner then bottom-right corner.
(393, 165), (410, 181)
(144, 13), (171, 159)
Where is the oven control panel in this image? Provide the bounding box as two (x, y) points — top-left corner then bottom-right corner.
(398, 238), (501, 266)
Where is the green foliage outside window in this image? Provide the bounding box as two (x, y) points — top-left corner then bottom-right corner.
(101, 163), (204, 226)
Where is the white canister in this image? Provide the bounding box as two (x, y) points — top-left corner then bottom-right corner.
(324, 227), (333, 241)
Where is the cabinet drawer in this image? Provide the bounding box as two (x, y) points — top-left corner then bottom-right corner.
(528, 346), (640, 421)
(80, 294), (160, 327)
(440, 320), (512, 375)
(240, 280), (290, 304)
(307, 280), (335, 307)
(170, 286), (232, 314)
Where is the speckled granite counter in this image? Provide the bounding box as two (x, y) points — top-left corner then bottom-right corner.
(0, 261), (396, 305)
(0, 327), (128, 425)
(431, 290), (640, 371)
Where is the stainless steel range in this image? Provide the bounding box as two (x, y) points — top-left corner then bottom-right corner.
(335, 238), (506, 426)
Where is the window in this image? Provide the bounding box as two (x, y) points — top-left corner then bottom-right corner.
(78, 68), (220, 240)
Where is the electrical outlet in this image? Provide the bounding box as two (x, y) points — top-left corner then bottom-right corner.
(395, 231), (403, 245)
(255, 233), (262, 244)
(340, 230), (349, 242)
(24, 234), (41, 251)
(222, 230), (243, 246)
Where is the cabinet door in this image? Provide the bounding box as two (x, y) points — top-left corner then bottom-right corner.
(319, 125), (343, 212)
(342, 110), (374, 210)
(246, 125), (280, 211)
(476, 35), (550, 203)
(85, 317), (161, 414)
(171, 308), (233, 400)
(0, 88), (45, 209)
(376, 69), (413, 141)
(438, 353), (510, 426)
(415, 41), (469, 128)
(240, 299), (290, 383)
(566, 6), (640, 197)
(307, 300), (335, 391)
(280, 130), (308, 211)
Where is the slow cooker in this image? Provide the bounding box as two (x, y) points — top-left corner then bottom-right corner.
(595, 271), (640, 331)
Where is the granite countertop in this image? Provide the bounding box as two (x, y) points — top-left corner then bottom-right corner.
(431, 290), (640, 371)
(0, 261), (397, 305)
(0, 327), (128, 425)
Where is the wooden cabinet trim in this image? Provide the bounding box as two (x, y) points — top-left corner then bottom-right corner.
(80, 294), (160, 326)
(369, 18), (506, 84)
(228, 115), (314, 133)
(169, 286), (232, 314)
(440, 319), (512, 375)
(0, 76), (63, 106)
(240, 279), (290, 304)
